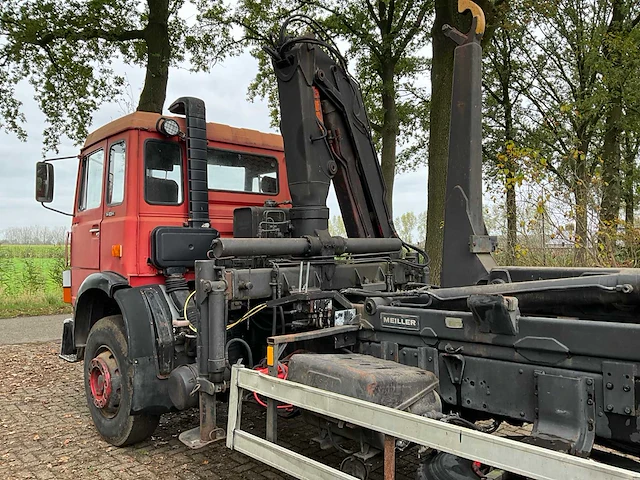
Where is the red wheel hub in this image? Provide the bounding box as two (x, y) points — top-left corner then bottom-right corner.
(88, 350), (121, 413)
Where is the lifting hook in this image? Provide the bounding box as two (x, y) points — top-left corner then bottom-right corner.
(458, 0), (486, 35)
(443, 0), (486, 45)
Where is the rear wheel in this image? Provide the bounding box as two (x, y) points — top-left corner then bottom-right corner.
(84, 315), (159, 446)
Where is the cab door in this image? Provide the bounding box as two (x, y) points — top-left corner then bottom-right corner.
(71, 146), (106, 288)
(99, 138), (131, 276)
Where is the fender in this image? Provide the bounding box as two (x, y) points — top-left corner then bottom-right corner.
(77, 271), (129, 299)
(74, 274), (175, 414)
(74, 271), (130, 347)
(114, 285), (175, 414)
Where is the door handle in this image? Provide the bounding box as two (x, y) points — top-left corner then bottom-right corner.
(89, 228), (100, 234)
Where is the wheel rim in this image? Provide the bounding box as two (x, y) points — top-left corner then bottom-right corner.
(88, 347), (122, 418)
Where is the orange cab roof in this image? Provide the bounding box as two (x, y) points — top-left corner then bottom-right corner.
(84, 111), (283, 151)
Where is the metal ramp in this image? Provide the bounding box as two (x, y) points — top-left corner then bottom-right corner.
(226, 365), (640, 480)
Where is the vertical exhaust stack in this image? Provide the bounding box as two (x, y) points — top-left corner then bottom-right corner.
(169, 97), (210, 228)
(440, 3), (497, 287)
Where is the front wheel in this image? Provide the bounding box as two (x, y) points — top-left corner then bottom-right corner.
(84, 315), (159, 446)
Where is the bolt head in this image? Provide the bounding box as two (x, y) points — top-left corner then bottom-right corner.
(587, 399), (593, 406)
(586, 378), (593, 386)
(606, 382), (614, 390)
(607, 404), (614, 411)
(624, 386), (631, 392)
(625, 407), (632, 414)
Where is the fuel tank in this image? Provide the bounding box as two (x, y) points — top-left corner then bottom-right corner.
(287, 353), (441, 452)
(287, 353), (441, 415)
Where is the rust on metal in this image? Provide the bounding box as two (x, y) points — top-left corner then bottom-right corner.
(384, 435), (396, 479)
(84, 111), (284, 151)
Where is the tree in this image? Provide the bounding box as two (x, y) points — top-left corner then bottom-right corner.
(425, 0), (507, 283)
(597, 0), (640, 240)
(1, 226), (67, 244)
(483, 9), (528, 263)
(0, 0), (232, 151)
(328, 215), (347, 237)
(622, 130), (640, 228)
(395, 211), (418, 243)
(514, 0), (610, 264)
(234, 0), (433, 216)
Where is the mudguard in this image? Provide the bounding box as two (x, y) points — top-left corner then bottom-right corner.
(77, 271), (129, 299)
(114, 285), (175, 414)
(74, 272), (130, 347)
(74, 275), (175, 414)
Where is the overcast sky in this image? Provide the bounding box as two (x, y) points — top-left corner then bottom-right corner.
(0, 52), (428, 233)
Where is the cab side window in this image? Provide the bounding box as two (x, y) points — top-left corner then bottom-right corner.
(78, 149), (104, 211)
(107, 142), (126, 205)
(145, 140), (183, 205)
(207, 149), (278, 194)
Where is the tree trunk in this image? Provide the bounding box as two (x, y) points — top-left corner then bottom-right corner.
(598, 0), (625, 248)
(137, 0), (171, 113)
(599, 98), (623, 236)
(503, 62), (516, 264)
(380, 62), (399, 217)
(623, 147), (635, 229)
(505, 175), (517, 263)
(426, 0), (468, 283)
(574, 138), (590, 264)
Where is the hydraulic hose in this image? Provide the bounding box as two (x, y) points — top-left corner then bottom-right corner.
(225, 337), (254, 368)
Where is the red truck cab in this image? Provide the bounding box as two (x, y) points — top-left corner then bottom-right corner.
(68, 111), (288, 303)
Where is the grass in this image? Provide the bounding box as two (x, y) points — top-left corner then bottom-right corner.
(0, 245), (73, 318)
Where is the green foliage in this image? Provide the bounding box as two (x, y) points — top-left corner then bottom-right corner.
(233, 0), (433, 175)
(21, 256), (46, 294)
(395, 211), (418, 244)
(0, 0), (235, 152)
(0, 245), (69, 317)
(48, 253), (67, 288)
(481, 0), (640, 265)
(328, 215), (347, 237)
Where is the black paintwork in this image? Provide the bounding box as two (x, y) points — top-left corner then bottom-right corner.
(74, 271), (129, 347)
(268, 35), (396, 239)
(168, 97), (209, 229)
(113, 286), (175, 413)
(150, 226), (219, 270)
(440, 20), (497, 287)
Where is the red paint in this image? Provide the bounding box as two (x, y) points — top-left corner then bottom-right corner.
(69, 113), (289, 303)
(89, 356), (113, 409)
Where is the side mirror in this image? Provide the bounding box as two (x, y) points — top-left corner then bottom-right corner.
(35, 162), (54, 203)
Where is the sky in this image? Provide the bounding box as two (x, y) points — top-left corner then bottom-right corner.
(0, 51), (428, 233)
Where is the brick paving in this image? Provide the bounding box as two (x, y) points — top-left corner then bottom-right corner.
(1, 342), (638, 480)
(0, 342), (423, 480)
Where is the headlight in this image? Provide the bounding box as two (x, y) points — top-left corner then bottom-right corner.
(156, 117), (181, 137)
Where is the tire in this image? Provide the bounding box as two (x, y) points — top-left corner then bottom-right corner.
(84, 315), (160, 446)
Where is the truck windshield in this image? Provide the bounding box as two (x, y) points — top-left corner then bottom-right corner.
(207, 148), (278, 195)
(145, 140), (183, 205)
